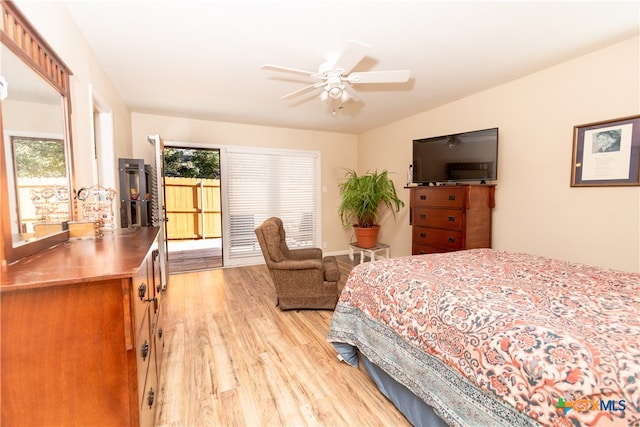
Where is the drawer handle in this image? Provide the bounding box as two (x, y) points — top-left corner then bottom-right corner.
(419, 251), (427, 254)
(448, 195), (456, 201)
(419, 233), (426, 238)
(138, 283), (147, 300)
(147, 387), (155, 409)
(419, 214), (426, 219)
(158, 328), (163, 339)
(420, 195), (427, 200)
(448, 236), (456, 243)
(448, 216), (455, 222)
(141, 340), (149, 361)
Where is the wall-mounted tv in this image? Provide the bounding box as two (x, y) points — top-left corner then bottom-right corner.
(412, 127), (498, 184)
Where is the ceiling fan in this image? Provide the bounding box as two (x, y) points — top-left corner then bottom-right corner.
(262, 40), (411, 105)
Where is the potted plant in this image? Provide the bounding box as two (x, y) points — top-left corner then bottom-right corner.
(338, 169), (405, 248)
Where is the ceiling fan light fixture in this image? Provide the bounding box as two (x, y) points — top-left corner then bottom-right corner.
(328, 85), (343, 100)
(325, 73), (344, 100)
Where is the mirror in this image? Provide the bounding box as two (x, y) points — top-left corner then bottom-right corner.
(3, 45), (70, 243)
(1, 1), (74, 264)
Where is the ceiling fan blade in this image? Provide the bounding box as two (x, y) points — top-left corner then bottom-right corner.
(343, 84), (360, 102)
(280, 82), (323, 100)
(347, 69), (411, 84)
(329, 40), (371, 74)
(262, 64), (319, 77)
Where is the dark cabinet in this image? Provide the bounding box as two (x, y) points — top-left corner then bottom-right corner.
(119, 158), (152, 227)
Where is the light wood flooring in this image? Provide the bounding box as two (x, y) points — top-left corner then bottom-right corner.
(168, 247), (223, 273)
(155, 255), (411, 426)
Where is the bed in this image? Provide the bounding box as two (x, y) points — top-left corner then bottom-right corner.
(327, 249), (639, 427)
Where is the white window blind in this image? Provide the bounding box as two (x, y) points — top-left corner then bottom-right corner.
(223, 147), (320, 266)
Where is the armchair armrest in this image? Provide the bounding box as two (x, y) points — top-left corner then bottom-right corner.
(289, 247), (322, 260)
(270, 258), (323, 271)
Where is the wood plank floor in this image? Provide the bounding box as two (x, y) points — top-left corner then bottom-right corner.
(168, 247), (223, 273)
(155, 255), (411, 426)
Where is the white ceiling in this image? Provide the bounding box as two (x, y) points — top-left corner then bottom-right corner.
(62, 1), (639, 135)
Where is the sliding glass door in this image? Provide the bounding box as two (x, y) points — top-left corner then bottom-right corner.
(222, 146), (320, 266)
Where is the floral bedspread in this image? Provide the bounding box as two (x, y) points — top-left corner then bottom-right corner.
(327, 249), (640, 427)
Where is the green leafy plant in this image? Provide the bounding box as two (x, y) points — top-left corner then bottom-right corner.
(164, 147), (220, 179)
(13, 137), (66, 178)
(338, 169), (405, 228)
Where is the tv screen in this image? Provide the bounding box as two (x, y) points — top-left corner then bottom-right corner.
(412, 127), (498, 184)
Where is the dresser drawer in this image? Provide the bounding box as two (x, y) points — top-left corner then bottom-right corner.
(153, 304), (165, 379)
(413, 187), (464, 208)
(413, 226), (463, 250)
(414, 207), (462, 230)
(412, 243), (446, 255)
(135, 308), (152, 408)
(138, 337), (158, 427)
(133, 259), (150, 337)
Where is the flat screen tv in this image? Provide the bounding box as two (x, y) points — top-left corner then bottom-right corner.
(412, 127), (498, 184)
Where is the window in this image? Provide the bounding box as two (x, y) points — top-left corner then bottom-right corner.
(222, 147), (320, 266)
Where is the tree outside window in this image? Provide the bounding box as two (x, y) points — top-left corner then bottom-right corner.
(164, 147), (220, 179)
(13, 137), (66, 178)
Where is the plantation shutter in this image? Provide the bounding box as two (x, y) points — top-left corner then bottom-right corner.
(223, 147), (320, 266)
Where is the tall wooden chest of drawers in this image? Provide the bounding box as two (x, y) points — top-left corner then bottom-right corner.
(408, 184), (495, 255)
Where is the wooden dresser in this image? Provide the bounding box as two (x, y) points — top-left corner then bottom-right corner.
(408, 184), (495, 255)
(1, 227), (166, 426)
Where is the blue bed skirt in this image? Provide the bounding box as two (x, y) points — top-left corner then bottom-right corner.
(360, 351), (450, 427)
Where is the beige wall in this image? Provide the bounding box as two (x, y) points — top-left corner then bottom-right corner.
(14, 1), (132, 190)
(131, 113), (358, 253)
(359, 36), (640, 272)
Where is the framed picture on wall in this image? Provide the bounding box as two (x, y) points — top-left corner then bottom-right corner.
(571, 115), (640, 187)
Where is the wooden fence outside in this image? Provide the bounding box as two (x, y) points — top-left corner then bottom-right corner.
(164, 177), (222, 240)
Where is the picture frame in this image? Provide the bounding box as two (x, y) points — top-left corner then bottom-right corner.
(571, 115), (640, 187)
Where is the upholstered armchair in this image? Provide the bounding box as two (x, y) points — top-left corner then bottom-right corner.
(255, 217), (340, 310)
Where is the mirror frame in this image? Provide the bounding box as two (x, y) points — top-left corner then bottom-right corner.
(1, 0), (75, 265)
